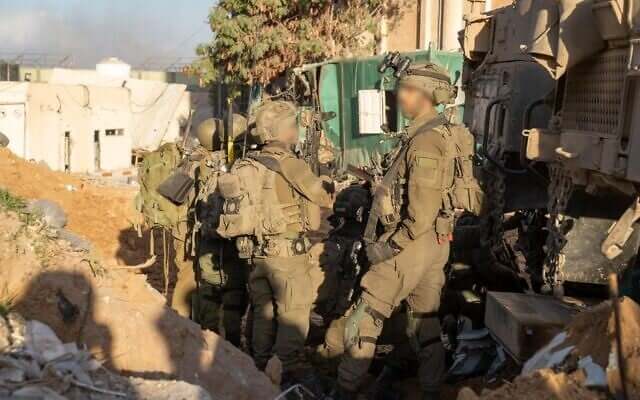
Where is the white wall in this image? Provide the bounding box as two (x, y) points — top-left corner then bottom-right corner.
(418, 0), (467, 51)
(0, 82), (133, 173)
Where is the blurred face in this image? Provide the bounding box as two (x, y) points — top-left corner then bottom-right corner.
(279, 120), (299, 145)
(397, 84), (434, 120)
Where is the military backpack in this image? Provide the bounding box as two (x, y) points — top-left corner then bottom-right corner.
(136, 142), (197, 232)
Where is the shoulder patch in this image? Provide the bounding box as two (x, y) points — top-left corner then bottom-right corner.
(415, 156), (438, 169)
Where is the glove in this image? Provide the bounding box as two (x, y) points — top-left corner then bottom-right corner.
(365, 241), (398, 265)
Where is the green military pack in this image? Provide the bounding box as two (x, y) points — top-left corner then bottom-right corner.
(216, 155), (289, 243)
(136, 142), (196, 231)
(450, 124), (484, 215)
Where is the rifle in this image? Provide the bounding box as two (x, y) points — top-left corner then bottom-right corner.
(346, 164), (376, 184)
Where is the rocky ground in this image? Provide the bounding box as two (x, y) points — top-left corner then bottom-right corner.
(458, 297), (640, 400)
(0, 149), (278, 399)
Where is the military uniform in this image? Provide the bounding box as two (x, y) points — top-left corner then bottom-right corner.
(171, 116), (250, 345)
(196, 238), (248, 345)
(250, 141), (333, 371)
(336, 64), (462, 398)
(235, 102), (333, 386)
(170, 228), (197, 317)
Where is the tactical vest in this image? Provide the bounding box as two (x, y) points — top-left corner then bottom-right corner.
(193, 150), (227, 238)
(216, 152), (313, 258)
(364, 115), (484, 243)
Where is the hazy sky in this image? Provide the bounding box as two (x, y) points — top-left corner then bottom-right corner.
(0, 0), (214, 68)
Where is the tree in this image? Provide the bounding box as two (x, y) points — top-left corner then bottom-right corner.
(196, 0), (410, 85)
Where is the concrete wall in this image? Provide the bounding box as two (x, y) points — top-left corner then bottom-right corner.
(387, 1), (421, 51)
(386, 0), (512, 52)
(0, 81), (132, 173)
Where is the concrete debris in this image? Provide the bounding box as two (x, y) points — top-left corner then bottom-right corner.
(27, 199), (68, 229)
(578, 356), (607, 389)
(0, 312), (212, 400)
(0, 208), (278, 400)
(459, 297), (640, 400)
(521, 332), (574, 375)
(56, 228), (93, 252)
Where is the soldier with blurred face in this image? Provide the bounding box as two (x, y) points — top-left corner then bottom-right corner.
(332, 63), (463, 400)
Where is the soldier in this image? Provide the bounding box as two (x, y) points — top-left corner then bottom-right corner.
(192, 116), (250, 346)
(246, 101), (334, 388)
(333, 63), (462, 400)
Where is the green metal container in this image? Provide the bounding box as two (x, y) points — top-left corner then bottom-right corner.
(297, 49), (464, 169)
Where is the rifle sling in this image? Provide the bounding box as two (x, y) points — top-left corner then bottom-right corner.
(250, 154), (309, 200)
(362, 114), (449, 243)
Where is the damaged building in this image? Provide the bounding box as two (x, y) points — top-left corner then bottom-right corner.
(0, 57), (209, 173)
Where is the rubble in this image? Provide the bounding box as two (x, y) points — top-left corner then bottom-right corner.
(0, 311), (212, 400)
(458, 297), (640, 400)
(0, 197), (278, 399)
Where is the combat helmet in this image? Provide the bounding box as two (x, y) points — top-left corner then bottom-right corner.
(196, 114), (248, 151)
(399, 62), (457, 105)
(253, 101), (297, 145)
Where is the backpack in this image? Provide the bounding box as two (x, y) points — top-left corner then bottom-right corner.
(449, 125), (484, 215)
(216, 156), (290, 244)
(136, 142), (197, 232)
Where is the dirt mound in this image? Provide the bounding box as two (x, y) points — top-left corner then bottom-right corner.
(0, 148), (144, 266)
(476, 369), (603, 400)
(0, 209), (278, 400)
(460, 298), (640, 400)
(564, 301), (612, 367)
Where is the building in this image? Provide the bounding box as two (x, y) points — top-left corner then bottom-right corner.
(0, 58), (210, 173)
(385, 0), (514, 52)
(0, 81), (132, 172)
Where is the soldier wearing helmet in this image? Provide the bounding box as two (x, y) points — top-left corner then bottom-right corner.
(332, 63), (460, 400)
(171, 114), (250, 346)
(247, 100), (334, 392)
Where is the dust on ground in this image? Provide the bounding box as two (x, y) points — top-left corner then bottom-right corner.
(0, 204), (278, 400)
(0, 148), (146, 266)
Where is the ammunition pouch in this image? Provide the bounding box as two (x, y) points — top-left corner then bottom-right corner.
(217, 173), (242, 198)
(435, 211), (454, 243)
(235, 236), (255, 259)
(450, 125), (484, 215)
(258, 236), (312, 258)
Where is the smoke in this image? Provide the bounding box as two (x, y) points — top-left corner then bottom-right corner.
(0, 1), (211, 68)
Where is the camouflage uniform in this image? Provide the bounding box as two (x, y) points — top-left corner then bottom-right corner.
(177, 116), (250, 345)
(336, 64), (459, 398)
(247, 102), (333, 380)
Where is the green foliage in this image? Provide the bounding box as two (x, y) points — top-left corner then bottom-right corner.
(197, 0), (408, 85)
(0, 189), (26, 212)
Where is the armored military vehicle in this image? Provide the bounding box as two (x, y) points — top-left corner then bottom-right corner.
(461, 0), (640, 293)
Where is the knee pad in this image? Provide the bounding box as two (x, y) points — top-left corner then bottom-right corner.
(344, 300), (385, 349)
